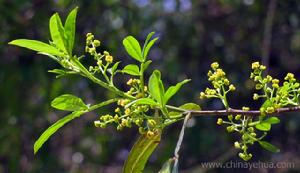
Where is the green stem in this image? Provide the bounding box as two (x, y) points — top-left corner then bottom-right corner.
(140, 62), (145, 97)
(85, 73), (134, 99)
(221, 85), (229, 109)
(89, 98), (120, 111)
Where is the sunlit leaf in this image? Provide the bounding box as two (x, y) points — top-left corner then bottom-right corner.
(51, 94), (88, 111)
(264, 117), (280, 124)
(122, 64), (140, 76)
(64, 7), (78, 55)
(34, 110), (85, 154)
(164, 79), (190, 104)
(123, 133), (161, 173)
(143, 37), (158, 60)
(142, 32), (158, 60)
(123, 36), (143, 62)
(126, 98), (158, 108)
(109, 61), (121, 74)
(8, 39), (63, 57)
(148, 70), (165, 106)
(169, 103), (200, 117)
(255, 122), (271, 131)
(49, 13), (68, 53)
(142, 60), (152, 70)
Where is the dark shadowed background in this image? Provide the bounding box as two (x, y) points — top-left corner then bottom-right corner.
(1, 0), (300, 172)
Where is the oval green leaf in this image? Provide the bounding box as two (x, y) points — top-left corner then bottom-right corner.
(51, 94), (88, 111)
(49, 13), (68, 53)
(122, 64), (140, 76)
(164, 79), (191, 105)
(125, 98), (158, 108)
(264, 117), (280, 124)
(123, 36), (143, 62)
(255, 122), (271, 131)
(148, 70), (165, 106)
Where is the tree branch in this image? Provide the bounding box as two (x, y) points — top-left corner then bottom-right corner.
(170, 106), (300, 116)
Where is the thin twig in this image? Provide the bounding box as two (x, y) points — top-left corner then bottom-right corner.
(173, 112), (192, 172)
(167, 106), (300, 117)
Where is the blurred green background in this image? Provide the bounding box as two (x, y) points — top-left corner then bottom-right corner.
(1, 0), (300, 172)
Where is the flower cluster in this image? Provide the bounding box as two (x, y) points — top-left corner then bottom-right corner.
(216, 106), (258, 161)
(84, 33), (119, 84)
(94, 97), (160, 137)
(126, 78), (148, 98)
(94, 67), (160, 137)
(199, 62), (235, 108)
(250, 62), (300, 114)
(199, 62), (299, 161)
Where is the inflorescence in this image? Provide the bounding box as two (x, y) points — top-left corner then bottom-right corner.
(200, 62), (300, 161)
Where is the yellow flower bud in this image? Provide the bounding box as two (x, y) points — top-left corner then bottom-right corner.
(114, 107), (120, 113)
(253, 93), (259, 100)
(229, 84), (236, 91)
(105, 55), (113, 63)
(234, 141), (240, 149)
(251, 62), (260, 69)
(217, 118), (223, 125)
(147, 131), (155, 138)
(242, 107), (250, 111)
(199, 92), (206, 99)
(127, 78), (133, 85)
(235, 114), (242, 120)
(93, 39), (101, 47)
(125, 108), (131, 115)
(211, 62), (219, 69)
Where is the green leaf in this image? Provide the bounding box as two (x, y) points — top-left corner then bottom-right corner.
(123, 133), (161, 173)
(122, 64), (140, 76)
(148, 70), (165, 106)
(264, 117), (280, 124)
(180, 103), (201, 110)
(255, 122), (271, 131)
(123, 36), (143, 62)
(143, 32), (155, 52)
(164, 79), (191, 104)
(142, 60), (152, 70)
(258, 141), (280, 153)
(143, 37), (158, 60)
(48, 69), (67, 78)
(8, 39), (63, 57)
(158, 158), (176, 173)
(110, 61), (121, 74)
(125, 98), (158, 108)
(50, 13), (68, 53)
(142, 32), (158, 60)
(48, 69), (77, 78)
(34, 110), (85, 154)
(64, 7), (78, 55)
(70, 56), (90, 74)
(48, 69), (66, 75)
(51, 94), (88, 111)
(168, 103), (200, 117)
(260, 100), (273, 116)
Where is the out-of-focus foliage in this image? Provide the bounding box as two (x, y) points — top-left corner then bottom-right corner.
(1, 0), (300, 172)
